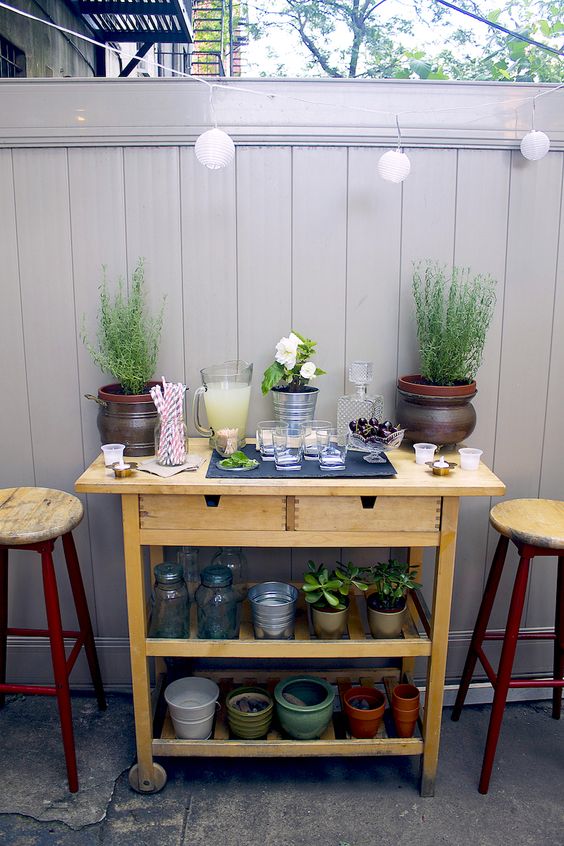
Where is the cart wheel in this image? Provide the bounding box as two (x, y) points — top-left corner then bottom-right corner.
(128, 762), (167, 793)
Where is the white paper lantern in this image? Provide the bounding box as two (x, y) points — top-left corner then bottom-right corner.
(195, 127), (235, 170)
(378, 149), (411, 183)
(520, 130), (550, 161)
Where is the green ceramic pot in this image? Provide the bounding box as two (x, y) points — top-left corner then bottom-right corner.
(226, 686), (273, 739)
(274, 676), (335, 740)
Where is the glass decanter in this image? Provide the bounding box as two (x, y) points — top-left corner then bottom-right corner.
(337, 361), (384, 439)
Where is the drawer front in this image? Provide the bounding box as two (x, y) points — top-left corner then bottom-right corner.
(140, 495), (287, 532)
(294, 496), (441, 533)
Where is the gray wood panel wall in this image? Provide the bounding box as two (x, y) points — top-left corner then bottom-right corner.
(1, 80), (563, 689)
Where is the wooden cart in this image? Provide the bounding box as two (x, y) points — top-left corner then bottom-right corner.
(75, 439), (505, 796)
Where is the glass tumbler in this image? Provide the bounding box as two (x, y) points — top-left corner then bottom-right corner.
(273, 427), (303, 471)
(256, 420), (288, 461)
(300, 420), (334, 460)
(316, 427), (347, 470)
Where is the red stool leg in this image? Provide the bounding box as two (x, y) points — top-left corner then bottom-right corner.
(41, 545), (79, 793)
(0, 547), (8, 708)
(479, 552), (531, 794)
(61, 532), (106, 710)
(452, 535), (509, 720)
(552, 555), (564, 720)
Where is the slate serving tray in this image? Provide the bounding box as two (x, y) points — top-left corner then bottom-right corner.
(205, 445), (397, 479)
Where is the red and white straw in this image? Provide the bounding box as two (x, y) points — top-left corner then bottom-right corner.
(150, 379), (187, 466)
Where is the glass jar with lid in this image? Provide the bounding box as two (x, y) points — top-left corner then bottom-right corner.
(210, 546), (248, 601)
(195, 565), (239, 639)
(148, 562), (189, 638)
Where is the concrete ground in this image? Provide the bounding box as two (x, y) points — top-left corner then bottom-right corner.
(0, 695), (562, 846)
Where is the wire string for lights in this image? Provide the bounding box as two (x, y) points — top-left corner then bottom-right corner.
(0, 0), (563, 172)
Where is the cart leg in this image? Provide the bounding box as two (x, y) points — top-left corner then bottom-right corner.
(128, 762), (167, 794)
(420, 497), (459, 797)
(402, 547), (424, 680)
(122, 495), (161, 793)
(149, 546), (167, 681)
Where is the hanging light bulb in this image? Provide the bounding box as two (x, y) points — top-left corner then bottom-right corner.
(520, 129), (550, 161)
(195, 127), (235, 170)
(378, 149), (411, 183)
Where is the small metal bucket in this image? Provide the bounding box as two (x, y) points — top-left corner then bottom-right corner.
(248, 582), (299, 640)
(271, 387), (319, 436)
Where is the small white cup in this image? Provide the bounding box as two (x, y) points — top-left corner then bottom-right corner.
(101, 443), (126, 467)
(413, 443), (437, 465)
(459, 448), (483, 470)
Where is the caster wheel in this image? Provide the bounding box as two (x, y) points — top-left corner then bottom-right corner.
(128, 762), (167, 793)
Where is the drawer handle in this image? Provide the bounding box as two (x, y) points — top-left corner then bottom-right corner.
(360, 496), (377, 510)
(204, 495), (221, 508)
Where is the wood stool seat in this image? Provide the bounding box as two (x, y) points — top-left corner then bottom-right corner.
(0, 488), (83, 545)
(452, 497), (564, 793)
(490, 498), (564, 549)
(0, 486), (105, 793)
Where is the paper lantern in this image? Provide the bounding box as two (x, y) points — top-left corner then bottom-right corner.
(195, 128), (235, 170)
(520, 130), (550, 161)
(378, 149), (411, 183)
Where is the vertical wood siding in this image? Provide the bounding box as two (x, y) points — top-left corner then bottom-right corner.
(1, 108), (563, 686)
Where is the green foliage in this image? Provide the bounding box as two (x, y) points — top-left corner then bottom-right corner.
(412, 261), (496, 386)
(81, 260), (165, 396)
(367, 559), (422, 611)
(301, 559), (368, 611)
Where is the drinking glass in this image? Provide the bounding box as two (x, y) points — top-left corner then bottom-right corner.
(300, 420), (334, 460)
(316, 427), (347, 470)
(256, 420), (288, 461)
(273, 427), (303, 471)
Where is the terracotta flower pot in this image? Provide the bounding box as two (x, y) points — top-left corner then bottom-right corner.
(311, 601), (349, 640)
(396, 374), (477, 447)
(392, 683), (420, 738)
(343, 687), (386, 739)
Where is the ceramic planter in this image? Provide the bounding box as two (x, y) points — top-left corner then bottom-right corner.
(271, 385), (318, 436)
(89, 381), (159, 456)
(226, 686), (274, 739)
(392, 683), (420, 738)
(343, 687), (386, 739)
(397, 374), (477, 446)
(311, 602), (349, 640)
(274, 676), (335, 739)
(367, 594), (406, 639)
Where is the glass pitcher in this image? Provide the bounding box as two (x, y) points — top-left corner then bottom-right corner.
(193, 360), (253, 451)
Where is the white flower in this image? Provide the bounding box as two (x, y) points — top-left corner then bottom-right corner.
(275, 333), (300, 369)
(300, 362), (316, 380)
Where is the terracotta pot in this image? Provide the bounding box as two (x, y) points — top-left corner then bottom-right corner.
(90, 382), (159, 457)
(343, 687), (386, 739)
(396, 375), (477, 447)
(367, 594), (406, 639)
(311, 601), (349, 640)
(392, 683), (420, 738)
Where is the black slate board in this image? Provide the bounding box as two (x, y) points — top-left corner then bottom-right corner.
(205, 445), (397, 479)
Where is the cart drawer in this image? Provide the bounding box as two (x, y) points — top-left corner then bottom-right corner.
(140, 494), (287, 532)
(294, 496), (441, 533)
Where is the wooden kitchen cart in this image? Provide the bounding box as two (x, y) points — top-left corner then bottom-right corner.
(75, 440), (505, 797)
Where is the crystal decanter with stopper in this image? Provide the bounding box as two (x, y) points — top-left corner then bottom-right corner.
(337, 361), (384, 439)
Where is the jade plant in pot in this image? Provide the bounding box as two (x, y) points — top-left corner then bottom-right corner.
(397, 260), (496, 445)
(301, 560), (367, 640)
(261, 330), (325, 434)
(81, 259), (166, 456)
(366, 558), (421, 639)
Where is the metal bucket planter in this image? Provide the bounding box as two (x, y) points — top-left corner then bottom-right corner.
(271, 386), (319, 436)
(88, 381), (159, 457)
(248, 582), (299, 639)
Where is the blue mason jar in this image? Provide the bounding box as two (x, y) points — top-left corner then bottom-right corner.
(195, 565), (239, 639)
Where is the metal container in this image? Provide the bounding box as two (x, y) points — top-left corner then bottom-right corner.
(91, 382), (159, 457)
(248, 581), (299, 639)
(271, 386), (319, 436)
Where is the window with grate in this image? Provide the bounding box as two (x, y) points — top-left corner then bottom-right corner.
(0, 35), (25, 77)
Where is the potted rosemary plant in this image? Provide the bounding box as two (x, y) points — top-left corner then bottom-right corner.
(82, 259), (166, 456)
(301, 560), (367, 640)
(261, 330), (325, 434)
(366, 558), (421, 639)
(397, 260), (496, 445)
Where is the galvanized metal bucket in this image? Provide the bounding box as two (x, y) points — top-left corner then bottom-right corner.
(248, 582), (299, 639)
(271, 386), (319, 436)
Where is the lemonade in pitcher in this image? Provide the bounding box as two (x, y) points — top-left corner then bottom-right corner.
(193, 361), (253, 450)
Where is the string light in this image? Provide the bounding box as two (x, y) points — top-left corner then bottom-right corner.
(378, 116), (411, 183)
(520, 96), (551, 161)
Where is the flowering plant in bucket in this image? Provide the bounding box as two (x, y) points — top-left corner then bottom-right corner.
(261, 330), (325, 394)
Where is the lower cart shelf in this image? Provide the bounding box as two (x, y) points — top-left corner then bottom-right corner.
(152, 669), (424, 758)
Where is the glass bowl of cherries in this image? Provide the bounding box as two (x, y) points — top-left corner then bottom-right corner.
(348, 418), (405, 462)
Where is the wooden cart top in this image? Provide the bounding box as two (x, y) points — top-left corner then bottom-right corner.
(75, 439), (505, 497)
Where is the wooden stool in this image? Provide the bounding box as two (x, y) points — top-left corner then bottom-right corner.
(0, 487), (106, 793)
(452, 498), (564, 793)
